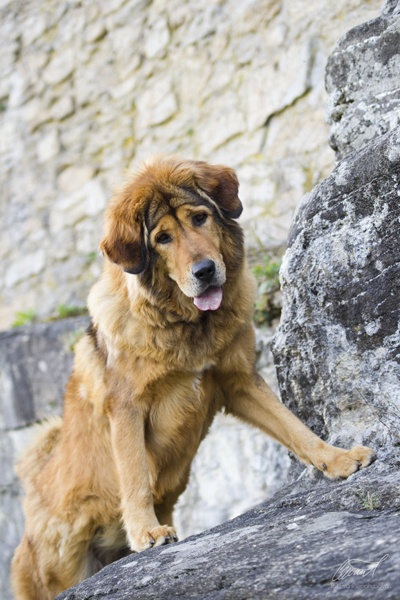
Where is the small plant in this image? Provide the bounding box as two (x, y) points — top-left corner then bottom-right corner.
(12, 309), (37, 328)
(356, 489), (381, 510)
(57, 305), (88, 319)
(86, 251), (98, 263)
(253, 256), (282, 326)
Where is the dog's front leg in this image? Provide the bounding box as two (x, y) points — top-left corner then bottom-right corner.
(223, 371), (375, 479)
(108, 400), (177, 552)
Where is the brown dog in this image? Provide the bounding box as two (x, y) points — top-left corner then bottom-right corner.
(12, 157), (374, 599)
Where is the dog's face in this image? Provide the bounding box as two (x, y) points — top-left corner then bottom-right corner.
(148, 203), (226, 309)
(100, 158), (244, 311)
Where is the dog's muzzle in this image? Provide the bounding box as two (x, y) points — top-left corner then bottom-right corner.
(190, 259), (225, 311)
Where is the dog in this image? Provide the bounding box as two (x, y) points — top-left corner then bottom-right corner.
(12, 157), (375, 599)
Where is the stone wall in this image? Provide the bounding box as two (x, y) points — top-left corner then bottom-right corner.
(0, 0), (380, 329)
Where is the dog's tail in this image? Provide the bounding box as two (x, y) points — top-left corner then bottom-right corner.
(15, 416), (63, 484)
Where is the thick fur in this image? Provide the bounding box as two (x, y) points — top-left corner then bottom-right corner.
(12, 157), (375, 599)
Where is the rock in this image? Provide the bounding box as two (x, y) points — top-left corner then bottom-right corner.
(21, 14), (48, 46)
(37, 128), (60, 163)
(326, 2), (400, 158)
(272, 125), (400, 453)
(4, 249), (46, 288)
(272, 1), (400, 459)
(57, 455), (400, 599)
(57, 166), (96, 194)
(22, 97), (50, 132)
(0, 317), (89, 600)
(197, 91), (246, 154)
(143, 15), (170, 59)
(49, 179), (108, 233)
(43, 49), (75, 86)
(0, 317), (89, 429)
(135, 76), (178, 130)
(50, 96), (75, 122)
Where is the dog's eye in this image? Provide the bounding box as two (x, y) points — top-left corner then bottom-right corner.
(193, 212), (208, 226)
(156, 232), (172, 245)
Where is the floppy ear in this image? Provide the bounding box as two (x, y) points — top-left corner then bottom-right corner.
(192, 162), (243, 219)
(99, 199), (147, 275)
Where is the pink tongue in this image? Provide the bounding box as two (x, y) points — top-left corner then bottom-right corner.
(194, 287), (223, 311)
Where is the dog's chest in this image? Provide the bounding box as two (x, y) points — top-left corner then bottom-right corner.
(147, 371), (216, 443)
(144, 370), (218, 494)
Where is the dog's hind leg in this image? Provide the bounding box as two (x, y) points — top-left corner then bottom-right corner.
(12, 526), (97, 600)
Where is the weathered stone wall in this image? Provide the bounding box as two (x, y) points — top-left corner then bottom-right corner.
(0, 0), (380, 328)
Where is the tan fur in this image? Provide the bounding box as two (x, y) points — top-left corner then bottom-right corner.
(11, 157), (375, 599)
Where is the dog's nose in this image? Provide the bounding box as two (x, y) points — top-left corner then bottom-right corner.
(192, 259), (216, 282)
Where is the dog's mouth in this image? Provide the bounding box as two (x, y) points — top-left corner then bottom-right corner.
(193, 286), (223, 311)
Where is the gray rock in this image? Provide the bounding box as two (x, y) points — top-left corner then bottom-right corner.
(0, 316), (89, 600)
(326, 1), (400, 158)
(56, 456), (400, 600)
(272, 125), (400, 453)
(272, 1), (400, 476)
(0, 317), (89, 429)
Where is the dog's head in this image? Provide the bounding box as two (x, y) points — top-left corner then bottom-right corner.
(100, 158), (244, 312)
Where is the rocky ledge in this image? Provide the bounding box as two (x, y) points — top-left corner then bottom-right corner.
(58, 454), (400, 600)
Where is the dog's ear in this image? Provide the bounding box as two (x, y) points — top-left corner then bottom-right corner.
(193, 162), (243, 219)
(99, 194), (147, 275)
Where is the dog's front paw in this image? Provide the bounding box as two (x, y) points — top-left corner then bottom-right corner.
(318, 444), (375, 479)
(128, 525), (178, 553)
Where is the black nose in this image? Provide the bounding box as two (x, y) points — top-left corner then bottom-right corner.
(192, 259), (216, 283)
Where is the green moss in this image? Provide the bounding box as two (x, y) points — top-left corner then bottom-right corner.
(253, 256), (282, 326)
(86, 251), (98, 263)
(57, 305), (88, 319)
(12, 309), (37, 328)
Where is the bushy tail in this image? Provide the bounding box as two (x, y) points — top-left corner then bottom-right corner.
(15, 417), (63, 485)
